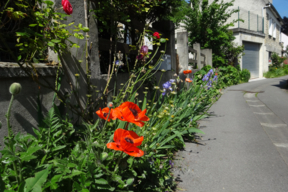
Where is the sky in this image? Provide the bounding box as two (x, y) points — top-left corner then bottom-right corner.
(273, 0), (288, 18)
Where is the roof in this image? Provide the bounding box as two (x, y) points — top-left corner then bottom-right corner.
(266, 3), (284, 25)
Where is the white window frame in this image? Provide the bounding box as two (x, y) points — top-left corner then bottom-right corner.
(273, 21), (276, 39)
(269, 18), (273, 36)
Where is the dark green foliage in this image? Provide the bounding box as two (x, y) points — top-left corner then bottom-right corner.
(271, 52), (286, 68)
(171, 0), (244, 67)
(194, 65), (249, 88)
(239, 69), (251, 83)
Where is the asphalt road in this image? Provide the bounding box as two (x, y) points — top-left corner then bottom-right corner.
(173, 76), (288, 192)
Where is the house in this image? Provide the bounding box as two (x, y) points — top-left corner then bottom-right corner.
(281, 32), (288, 55)
(222, 0), (283, 78)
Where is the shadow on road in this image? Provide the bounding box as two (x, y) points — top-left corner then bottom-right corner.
(272, 79), (288, 90)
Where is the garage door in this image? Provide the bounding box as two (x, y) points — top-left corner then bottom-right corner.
(242, 42), (260, 78)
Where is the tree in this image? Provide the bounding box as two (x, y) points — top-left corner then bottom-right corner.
(282, 16), (288, 36)
(171, 0), (244, 67)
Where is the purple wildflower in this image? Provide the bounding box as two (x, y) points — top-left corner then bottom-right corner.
(169, 160), (174, 168)
(140, 45), (148, 55)
(136, 54), (144, 60)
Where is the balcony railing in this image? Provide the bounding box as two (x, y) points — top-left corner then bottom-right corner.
(237, 7), (264, 33)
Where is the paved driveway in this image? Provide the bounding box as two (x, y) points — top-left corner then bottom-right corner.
(173, 76), (288, 192)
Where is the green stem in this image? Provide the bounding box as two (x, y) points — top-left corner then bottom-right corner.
(124, 122), (129, 130)
(6, 95), (14, 138)
(114, 151), (124, 172)
(6, 94), (22, 184)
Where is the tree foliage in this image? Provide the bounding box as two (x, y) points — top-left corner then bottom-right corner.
(172, 0), (244, 67)
(282, 16), (288, 36)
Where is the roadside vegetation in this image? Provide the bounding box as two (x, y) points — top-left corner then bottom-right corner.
(0, 0), (248, 191)
(264, 53), (288, 78)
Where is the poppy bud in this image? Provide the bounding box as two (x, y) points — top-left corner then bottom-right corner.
(101, 152), (108, 161)
(160, 50), (165, 54)
(107, 102), (113, 108)
(161, 69), (166, 72)
(9, 83), (22, 95)
(154, 86), (160, 90)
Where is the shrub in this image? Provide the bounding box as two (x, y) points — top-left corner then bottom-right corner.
(271, 53), (286, 68)
(239, 69), (251, 83)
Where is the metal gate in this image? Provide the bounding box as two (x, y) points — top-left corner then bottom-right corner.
(242, 42), (260, 78)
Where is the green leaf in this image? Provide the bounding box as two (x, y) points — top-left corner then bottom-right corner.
(18, 55), (22, 61)
(25, 165), (52, 192)
(51, 39), (61, 43)
(125, 178), (134, 187)
(82, 27), (89, 32)
(63, 170), (83, 179)
(159, 38), (166, 43)
(29, 24), (37, 27)
(47, 42), (55, 47)
(0, 174), (5, 192)
(51, 145), (66, 152)
(95, 178), (108, 185)
(44, 0), (54, 5)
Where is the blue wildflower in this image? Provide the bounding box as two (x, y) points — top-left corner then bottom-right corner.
(169, 160), (174, 168)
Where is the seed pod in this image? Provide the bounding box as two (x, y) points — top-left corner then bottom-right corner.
(107, 102), (113, 108)
(9, 83), (22, 95)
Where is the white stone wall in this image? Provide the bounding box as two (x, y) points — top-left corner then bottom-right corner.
(281, 33), (288, 51)
(233, 32), (267, 78)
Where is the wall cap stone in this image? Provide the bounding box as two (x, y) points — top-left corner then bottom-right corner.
(0, 62), (59, 78)
(230, 28), (266, 37)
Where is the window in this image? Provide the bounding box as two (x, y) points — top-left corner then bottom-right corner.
(279, 27), (281, 42)
(273, 22), (276, 38)
(268, 52), (272, 64)
(269, 18), (273, 36)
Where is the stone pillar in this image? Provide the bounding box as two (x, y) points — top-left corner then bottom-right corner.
(177, 32), (189, 72)
(193, 43), (202, 69)
(201, 49), (212, 66)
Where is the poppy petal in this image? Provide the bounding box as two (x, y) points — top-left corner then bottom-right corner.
(124, 146), (144, 157)
(106, 142), (123, 151)
(122, 107), (138, 123)
(133, 121), (145, 127)
(113, 128), (127, 143)
(127, 131), (144, 146)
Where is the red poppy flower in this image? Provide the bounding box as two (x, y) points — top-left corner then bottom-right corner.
(107, 128), (144, 157)
(96, 107), (115, 122)
(62, 0), (73, 15)
(215, 73), (218, 76)
(113, 102), (149, 127)
(153, 32), (160, 39)
(185, 78), (192, 83)
(183, 70), (192, 74)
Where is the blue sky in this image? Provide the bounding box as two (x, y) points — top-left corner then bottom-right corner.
(273, 0), (288, 18)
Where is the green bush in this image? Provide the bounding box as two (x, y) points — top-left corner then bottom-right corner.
(271, 53), (286, 68)
(264, 63), (288, 78)
(194, 65), (250, 89)
(239, 69), (251, 83)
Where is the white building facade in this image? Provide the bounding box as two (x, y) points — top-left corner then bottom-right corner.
(223, 0), (283, 78)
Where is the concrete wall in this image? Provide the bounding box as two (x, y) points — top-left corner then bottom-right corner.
(0, 64), (57, 149)
(281, 33), (288, 51)
(232, 31), (267, 77)
(265, 8), (282, 54)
